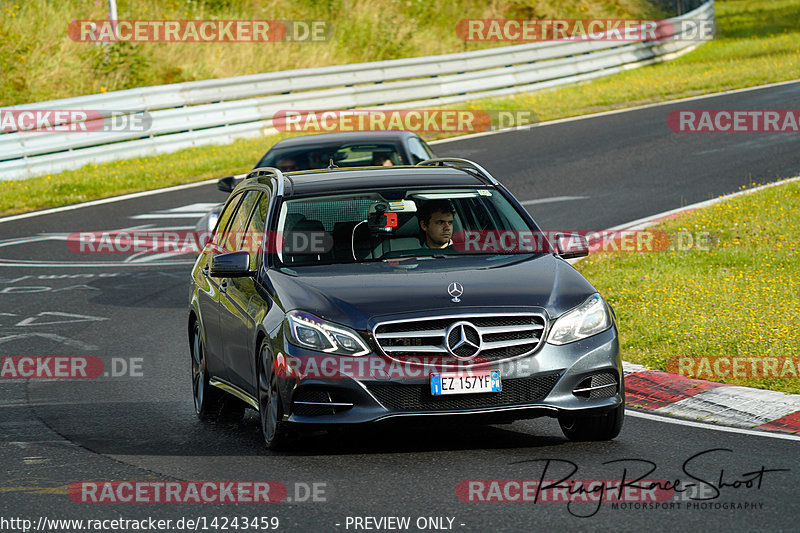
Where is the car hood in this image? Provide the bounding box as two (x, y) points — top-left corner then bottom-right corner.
(266, 254), (598, 329)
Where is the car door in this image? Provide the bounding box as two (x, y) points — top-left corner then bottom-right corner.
(218, 189), (267, 393)
(195, 191), (245, 379)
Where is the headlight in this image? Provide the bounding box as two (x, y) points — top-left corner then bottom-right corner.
(547, 294), (612, 345)
(285, 310), (370, 356)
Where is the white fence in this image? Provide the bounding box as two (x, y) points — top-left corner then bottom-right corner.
(0, 1), (713, 181)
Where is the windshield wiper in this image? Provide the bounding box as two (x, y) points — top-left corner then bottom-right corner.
(382, 254), (453, 262)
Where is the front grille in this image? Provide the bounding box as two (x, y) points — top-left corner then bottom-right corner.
(573, 372), (618, 399)
(365, 373), (561, 412)
(373, 314), (546, 363)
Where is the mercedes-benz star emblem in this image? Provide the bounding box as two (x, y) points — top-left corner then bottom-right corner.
(447, 282), (464, 303)
(445, 321), (482, 359)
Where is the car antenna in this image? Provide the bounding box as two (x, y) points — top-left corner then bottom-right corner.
(328, 159), (339, 169)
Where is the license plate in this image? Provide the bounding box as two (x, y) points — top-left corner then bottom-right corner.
(430, 371), (501, 396)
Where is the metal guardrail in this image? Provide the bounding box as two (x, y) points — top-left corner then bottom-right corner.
(0, 1), (713, 181)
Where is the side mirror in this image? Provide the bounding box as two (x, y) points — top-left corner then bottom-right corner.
(555, 233), (589, 260)
(217, 176), (238, 193)
(210, 251), (255, 278)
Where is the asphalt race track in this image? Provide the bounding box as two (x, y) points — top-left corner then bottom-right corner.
(1, 81), (799, 533)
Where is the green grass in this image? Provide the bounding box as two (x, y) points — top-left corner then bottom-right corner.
(576, 179), (800, 393)
(1, 0), (799, 216)
(457, 0), (800, 121)
(0, 135), (286, 214)
(0, 0), (664, 106)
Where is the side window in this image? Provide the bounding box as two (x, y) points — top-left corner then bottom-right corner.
(408, 137), (434, 164)
(211, 193), (244, 247)
(239, 193), (270, 269)
(220, 190), (261, 251)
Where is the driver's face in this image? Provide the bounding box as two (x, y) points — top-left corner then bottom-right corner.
(420, 211), (454, 248)
(278, 159), (297, 172)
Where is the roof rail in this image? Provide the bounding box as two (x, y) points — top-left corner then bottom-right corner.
(416, 158), (499, 186)
(247, 166), (285, 197)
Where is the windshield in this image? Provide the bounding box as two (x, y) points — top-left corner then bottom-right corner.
(272, 187), (551, 266)
(257, 143), (405, 171)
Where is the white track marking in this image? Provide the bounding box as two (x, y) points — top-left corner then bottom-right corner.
(0, 178), (223, 224)
(564, 173), (800, 267)
(3, 80), (799, 224)
(15, 312), (107, 327)
(150, 203), (220, 213)
(654, 386), (800, 428)
(0, 259), (194, 268)
(628, 410), (800, 441)
(0, 333), (98, 351)
(603, 175), (800, 233)
(129, 213), (210, 219)
(431, 78), (800, 144)
(130, 202), (222, 219)
(520, 196), (588, 205)
(0, 223), (199, 268)
(622, 362), (649, 374)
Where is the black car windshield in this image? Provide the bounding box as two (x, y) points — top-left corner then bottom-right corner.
(273, 187), (551, 266)
(257, 143), (405, 171)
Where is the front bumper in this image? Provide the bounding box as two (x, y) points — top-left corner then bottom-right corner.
(275, 324), (621, 426)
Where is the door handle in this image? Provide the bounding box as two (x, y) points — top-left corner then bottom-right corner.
(220, 280), (227, 293)
(202, 264), (209, 277)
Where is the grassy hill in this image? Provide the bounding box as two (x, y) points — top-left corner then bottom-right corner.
(0, 0), (667, 105)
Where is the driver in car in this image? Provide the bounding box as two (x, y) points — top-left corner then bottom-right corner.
(418, 199), (455, 249)
(277, 158), (298, 172)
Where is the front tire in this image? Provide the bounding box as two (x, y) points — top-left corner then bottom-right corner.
(191, 320), (244, 421)
(257, 341), (291, 450)
(559, 403), (624, 441)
